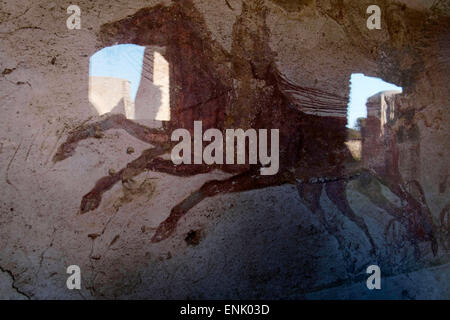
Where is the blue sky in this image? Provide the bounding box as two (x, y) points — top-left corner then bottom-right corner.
(89, 44), (145, 101)
(347, 73), (402, 128)
(90, 47), (402, 128)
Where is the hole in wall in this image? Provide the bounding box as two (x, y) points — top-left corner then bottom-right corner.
(88, 44), (170, 127)
(347, 73), (402, 129)
(345, 73), (402, 161)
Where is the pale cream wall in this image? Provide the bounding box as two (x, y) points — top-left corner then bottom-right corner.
(88, 76), (133, 117)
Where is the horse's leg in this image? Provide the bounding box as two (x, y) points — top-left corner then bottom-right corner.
(53, 114), (169, 162)
(325, 180), (377, 254)
(80, 146), (168, 213)
(151, 171), (286, 242)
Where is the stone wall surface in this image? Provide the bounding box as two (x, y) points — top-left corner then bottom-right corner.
(0, 0), (448, 299)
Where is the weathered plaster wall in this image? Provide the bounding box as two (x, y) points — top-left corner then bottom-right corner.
(0, 0), (448, 299)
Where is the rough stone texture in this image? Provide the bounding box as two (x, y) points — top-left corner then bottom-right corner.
(0, 0), (448, 299)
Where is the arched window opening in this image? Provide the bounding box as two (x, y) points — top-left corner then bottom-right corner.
(89, 44), (170, 127)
